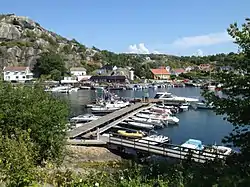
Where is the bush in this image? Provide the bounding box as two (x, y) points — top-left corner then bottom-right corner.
(0, 83), (69, 164)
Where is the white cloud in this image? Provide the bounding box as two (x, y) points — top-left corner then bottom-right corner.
(128, 43), (160, 54)
(172, 32), (232, 48)
(128, 43), (149, 54)
(195, 49), (204, 56)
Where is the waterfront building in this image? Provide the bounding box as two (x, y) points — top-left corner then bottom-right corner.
(3, 66), (33, 83)
(70, 67), (86, 76)
(90, 75), (126, 83)
(150, 67), (171, 80)
(171, 68), (186, 76)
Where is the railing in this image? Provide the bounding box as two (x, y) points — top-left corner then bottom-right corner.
(106, 133), (227, 163)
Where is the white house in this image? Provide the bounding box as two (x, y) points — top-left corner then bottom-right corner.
(3, 66), (33, 82)
(70, 67), (86, 76)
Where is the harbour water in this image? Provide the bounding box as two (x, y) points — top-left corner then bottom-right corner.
(61, 87), (233, 145)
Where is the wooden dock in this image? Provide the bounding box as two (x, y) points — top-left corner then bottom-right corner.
(68, 103), (148, 138)
(100, 135), (227, 163)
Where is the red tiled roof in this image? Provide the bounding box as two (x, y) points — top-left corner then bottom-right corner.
(4, 66), (28, 71)
(151, 69), (170, 75)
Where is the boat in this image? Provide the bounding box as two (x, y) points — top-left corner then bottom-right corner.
(70, 114), (100, 123)
(195, 101), (214, 109)
(137, 135), (170, 145)
(179, 104), (189, 112)
(203, 145), (233, 158)
(117, 130), (145, 138)
(45, 86), (78, 93)
(126, 121), (154, 130)
(136, 113), (179, 125)
(174, 139), (204, 154)
(129, 116), (164, 128)
(91, 106), (120, 114)
(154, 92), (199, 105)
(105, 100), (130, 108)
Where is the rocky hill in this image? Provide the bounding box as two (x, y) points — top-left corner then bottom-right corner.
(0, 14), (228, 77)
(0, 14), (101, 70)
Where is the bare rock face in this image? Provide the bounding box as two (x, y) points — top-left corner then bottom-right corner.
(0, 14), (99, 70)
(0, 22), (21, 40)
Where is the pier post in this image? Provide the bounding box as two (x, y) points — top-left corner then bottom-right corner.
(97, 128), (100, 140)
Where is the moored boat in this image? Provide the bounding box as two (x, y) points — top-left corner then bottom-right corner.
(137, 135), (170, 145)
(70, 114), (100, 123)
(117, 130), (145, 138)
(91, 106), (120, 114)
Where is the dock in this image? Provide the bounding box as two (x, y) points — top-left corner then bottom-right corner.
(100, 135), (228, 163)
(68, 103), (149, 138)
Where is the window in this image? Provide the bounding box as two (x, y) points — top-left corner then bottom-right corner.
(16, 76), (19, 79)
(22, 76), (25, 79)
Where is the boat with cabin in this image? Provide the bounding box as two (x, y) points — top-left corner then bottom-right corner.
(129, 116), (165, 128)
(137, 134), (170, 145)
(136, 112), (179, 125)
(154, 92), (199, 105)
(70, 114), (100, 123)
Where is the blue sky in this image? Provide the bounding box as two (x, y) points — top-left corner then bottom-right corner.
(1, 0), (249, 56)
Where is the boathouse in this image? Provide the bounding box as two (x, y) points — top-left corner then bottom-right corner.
(90, 75), (126, 83)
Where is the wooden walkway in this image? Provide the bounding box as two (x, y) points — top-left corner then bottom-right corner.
(68, 103), (148, 138)
(100, 135), (227, 163)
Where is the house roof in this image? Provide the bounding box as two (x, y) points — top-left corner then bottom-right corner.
(70, 67), (86, 71)
(173, 68), (185, 73)
(151, 69), (170, 75)
(4, 66), (28, 71)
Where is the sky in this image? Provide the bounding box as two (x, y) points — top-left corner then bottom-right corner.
(1, 0), (249, 56)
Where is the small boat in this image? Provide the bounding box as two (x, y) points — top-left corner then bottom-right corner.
(138, 135), (170, 145)
(130, 116), (164, 128)
(179, 104), (189, 112)
(117, 130), (145, 138)
(91, 106), (120, 114)
(154, 92), (199, 104)
(136, 113), (179, 125)
(174, 139), (204, 154)
(70, 114), (100, 123)
(126, 121), (154, 130)
(195, 102), (214, 109)
(203, 145), (233, 158)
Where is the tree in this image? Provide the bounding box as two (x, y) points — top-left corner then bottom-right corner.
(203, 19), (250, 160)
(33, 52), (66, 78)
(50, 69), (62, 81)
(0, 129), (37, 187)
(0, 83), (69, 164)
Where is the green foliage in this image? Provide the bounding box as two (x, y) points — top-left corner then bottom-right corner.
(25, 30), (37, 39)
(203, 18), (250, 183)
(170, 74), (176, 80)
(62, 44), (71, 53)
(50, 69), (62, 81)
(0, 129), (37, 187)
(0, 41), (33, 48)
(40, 33), (58, 46)
(0, 83), (69, 164)
(33, 52), (66, 78)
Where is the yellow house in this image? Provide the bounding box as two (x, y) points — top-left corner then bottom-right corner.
(151, 68), (171, 80)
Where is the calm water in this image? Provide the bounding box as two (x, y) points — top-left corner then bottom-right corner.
(61, 87), (233, 145)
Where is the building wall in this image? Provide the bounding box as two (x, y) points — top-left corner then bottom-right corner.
(3, 69), (33, 82)
(71, 70), (86, 76)
(153, 74), (170, 80)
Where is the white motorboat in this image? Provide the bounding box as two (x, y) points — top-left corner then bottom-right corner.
(130, 116), (164, 128)
(126, 121), (154, 130)
(70, 114), (100, 123)
(91, 106), (120, 114)
(203, 145), (233, 158)
(106, 100), (130, 108)
(45, 86), (78, 93)
(136, 113), (179, 125)
(195, 102), (214, 109)
(137, 135), (170, 145)
(154, 92), (199, 104)
(179, 104), (189, 112)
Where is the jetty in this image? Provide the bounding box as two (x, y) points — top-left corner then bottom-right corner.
(68, 103), (150, 138)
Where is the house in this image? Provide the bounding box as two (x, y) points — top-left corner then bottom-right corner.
(151, 68), (171, 80)
(98, 65), (116, 75)
(219, 66), (234, 71)
(3, 66), (33, 83)
(171, 68), (186, 76)
(198, 64), (211, 72)
(90, 75), (126, 83)
(185, 66), (194, 72)
(70, 67), (86, 76)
